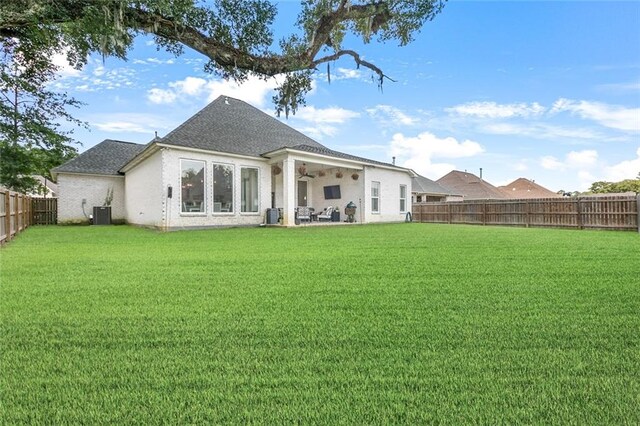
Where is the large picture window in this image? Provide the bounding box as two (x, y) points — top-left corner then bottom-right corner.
(371, 181), (380, 214)
(181, 159), (205, 213)
(241, 167), (259, 213)
(213, 164), (234, 213)
(400, 185), (407, 212)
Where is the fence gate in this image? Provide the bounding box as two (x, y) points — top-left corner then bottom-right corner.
(32, 197), (57, 225)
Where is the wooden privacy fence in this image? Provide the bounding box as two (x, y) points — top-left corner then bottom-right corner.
(0, 188), (32, 244)
(412, 194), (640, 232)
(32, 197), (57, 225)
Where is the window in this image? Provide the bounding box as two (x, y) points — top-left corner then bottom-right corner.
(181, 159), (205, 213)
(400, 185), (407, 212)
(371, 181), (380, 214)
(213, 164), (234, 213)
(241, 167), (259, 213)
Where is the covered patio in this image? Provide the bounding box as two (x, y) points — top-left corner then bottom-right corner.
(265, 146), (366, 226)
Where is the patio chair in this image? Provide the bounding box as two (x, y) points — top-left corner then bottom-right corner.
(297, 206), (311, 224)
(317, 206), (334, 221)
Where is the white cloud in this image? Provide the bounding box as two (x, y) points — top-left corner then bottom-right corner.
(146, 75), (281, 108)
(366, 105), (419, 126)
(289, 106), (360, 140)
(540, 149), (598, 171)
(94, 121), (153, 133)
(446, 101), (546, 118)
(540, 155), (565, 171)
(481, 122), (602, 140)
(91, 113), (173, 135)
(604, 147), (640, 182)
(51, 51), (82, 78)
(566, 150), (598, 167)
(170, 76), (207, 96)
(389, 131), (484, 178)
(551, 98), (640, 132)
(148, 88), (178, 104)
(596, 80), (640, 94)
(295, 106), (360, 124)
(334, 68), (364, 80)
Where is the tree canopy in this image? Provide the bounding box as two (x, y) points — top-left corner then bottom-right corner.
(589, 177), (640, 194)
(1, 0), (446, 116)
(0, 0), (446, 191)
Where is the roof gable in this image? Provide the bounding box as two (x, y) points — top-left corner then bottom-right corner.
(52, 139), (146, 176)
(158, 96), (326, 156)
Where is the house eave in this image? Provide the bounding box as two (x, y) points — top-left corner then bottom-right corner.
(263, 147), (414, 175)
(54, 171), (125, 179)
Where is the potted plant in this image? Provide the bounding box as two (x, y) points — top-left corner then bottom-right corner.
(336, 170), (343, 178)
(351, 173), (359, 180)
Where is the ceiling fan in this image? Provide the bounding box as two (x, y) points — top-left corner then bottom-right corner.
(297, 163), (315, 178)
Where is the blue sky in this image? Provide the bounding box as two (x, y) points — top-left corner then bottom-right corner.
(52, 0), (640, 192)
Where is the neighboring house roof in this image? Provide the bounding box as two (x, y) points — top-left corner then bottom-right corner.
(436, 170), (506, 199)
(411, 174), (458, 196)
(158, 95), (326, 157)
(52, 140), (146, 176)
(498, 178), (561, 199)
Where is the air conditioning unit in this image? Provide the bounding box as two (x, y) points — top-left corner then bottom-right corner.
(93, 206), (112, 225)
(266, 208), (279, 224)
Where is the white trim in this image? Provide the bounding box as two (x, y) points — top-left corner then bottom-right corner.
(54, 171), (124, 179)
(263, 147), (411, 173)
(371, 181), (380, 214)
(400, 184), (407, 213)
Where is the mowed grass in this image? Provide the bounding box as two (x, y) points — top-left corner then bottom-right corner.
(1, 224), (639, 424)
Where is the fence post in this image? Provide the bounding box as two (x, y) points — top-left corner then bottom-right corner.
(482, 201), (486, 226)
(576, 197), (583, 230)
(525, 199), (530, 228)
(447, 202), (451, 224)
(5, 192), (11, 242)
(637, 194), (640, 234)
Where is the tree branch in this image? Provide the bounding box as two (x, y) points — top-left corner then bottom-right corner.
(313, 49), (396, 85)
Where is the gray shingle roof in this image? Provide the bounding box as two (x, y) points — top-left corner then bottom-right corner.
(159, 96), (326, 156)
(52, 139), (146, 176)
(412, 174), (457, 195)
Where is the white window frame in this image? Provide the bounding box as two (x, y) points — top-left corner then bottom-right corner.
(400, 184), (407, 213)
(212, 163), (234, 215)
(371, 181), (380, 214)
(240, 167), (260, 214)
(180, 158), (206, 215)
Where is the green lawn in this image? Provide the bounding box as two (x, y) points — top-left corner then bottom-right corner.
(1, 224), (639, 423)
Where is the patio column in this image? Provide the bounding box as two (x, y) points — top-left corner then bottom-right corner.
(282, 157), (296, 226)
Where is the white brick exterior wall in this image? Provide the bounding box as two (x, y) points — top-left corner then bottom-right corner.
(363, 166), (413, 223)
(57, 174), (125, 224)
(125, 149), (165, 227)
(160, 148), (271, 229)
